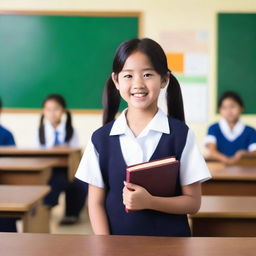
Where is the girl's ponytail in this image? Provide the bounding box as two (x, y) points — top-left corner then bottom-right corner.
(166, 72), (185, 122)
(102, 76), (120, 125)
(39, 114), (45, 145)
(65, 110), (74, 143)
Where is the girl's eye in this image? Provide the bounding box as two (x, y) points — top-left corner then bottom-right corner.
(144, 73), (153, 78)
(124, 74), (132, 78)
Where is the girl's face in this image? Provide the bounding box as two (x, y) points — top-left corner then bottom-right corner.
(219, 98), (243, 123)
(112, 51), (167, 113)
(43, 100), (65, 126)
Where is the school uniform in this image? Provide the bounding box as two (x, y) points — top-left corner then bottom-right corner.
(205, 118), (256, 156)
(0, 125), (15, 146)
(76, 108), (211, 236)
(0, 125), (17, 232)
(35, 120), (87, 219)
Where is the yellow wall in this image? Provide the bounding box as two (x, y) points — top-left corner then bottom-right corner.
(1, 0), (256, 151)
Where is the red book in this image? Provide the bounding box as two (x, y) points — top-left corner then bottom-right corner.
(125, 156), (179, 213)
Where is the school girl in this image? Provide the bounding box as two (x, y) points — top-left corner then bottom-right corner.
(75, 38), (211, 236)
(205, 91), (256, 165)
(35, 94), (87, 224)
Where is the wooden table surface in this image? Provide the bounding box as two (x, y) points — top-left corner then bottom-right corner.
(0, 233), (255, 256)
(0, 157), (57, 185)
(0, 147), (82, 181)
(0, 185), (50, 212)
(0, 147), (81, 155)
(193, 196), (256, 218)
(190, 196), (256, 237)
(207, 163), (256, 180)
(0, 157), (58, 171)
(0, 185), (50, 233)
(205, 155), (256, 166)
(203, 163), (256, 196)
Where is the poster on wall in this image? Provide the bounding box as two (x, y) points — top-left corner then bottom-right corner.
(158, 30), (209, 123)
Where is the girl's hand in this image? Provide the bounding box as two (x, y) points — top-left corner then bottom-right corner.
(234, 150), (247, 160)
(226, 150), (247, 165)
(226, 156), (239, 165)
(122, 182), (152, 211)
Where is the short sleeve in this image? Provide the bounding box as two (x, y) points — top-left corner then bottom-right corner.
(75, 136), (105, 188)
(204, 124), (217, 145)
(180, 129), (211, 186)
(248, 129), (256, 152)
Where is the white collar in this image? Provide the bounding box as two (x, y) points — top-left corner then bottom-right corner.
(110, 108), (170, 137)
(44, 119), (66, 134)
(219, 118), (245, 141)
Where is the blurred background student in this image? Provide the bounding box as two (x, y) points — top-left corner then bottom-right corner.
(0, 98), (15, 146)
(0, 97), (17, 232)
(205, 91), (256, 165)
(35, 94), (87, 225)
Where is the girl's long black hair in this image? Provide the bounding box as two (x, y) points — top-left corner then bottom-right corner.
(39, 94), (73, 145)
(102, 38), (185, 125)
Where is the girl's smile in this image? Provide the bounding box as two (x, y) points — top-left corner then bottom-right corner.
(112, 51), (167, 113)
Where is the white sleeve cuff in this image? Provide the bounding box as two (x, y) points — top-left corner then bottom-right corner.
(204, 135), (216, 145)
(248, 143), (256, 152)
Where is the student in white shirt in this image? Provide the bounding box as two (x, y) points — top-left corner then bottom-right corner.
(75, 38), (211, 236)
(36, 94), (87, 225)
(205, 91), (256, 165)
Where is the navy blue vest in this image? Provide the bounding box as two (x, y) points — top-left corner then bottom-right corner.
(92, 116), (191, 237)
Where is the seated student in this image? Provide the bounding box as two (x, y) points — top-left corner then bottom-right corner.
(0, 98), (15, 146)
(35, 94), (87, 225)
(0, 98), (17, 232)
(205, 91), (256, 165)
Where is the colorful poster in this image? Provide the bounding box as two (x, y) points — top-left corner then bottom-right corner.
(158, 30), (209, 123)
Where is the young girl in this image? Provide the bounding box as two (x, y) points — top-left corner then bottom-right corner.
(205, 91), (256, 165)
(75, 38), (211, 236)
(36, 94), (87, 225)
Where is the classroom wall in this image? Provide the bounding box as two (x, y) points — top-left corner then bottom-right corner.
(1, 0), (256, 152)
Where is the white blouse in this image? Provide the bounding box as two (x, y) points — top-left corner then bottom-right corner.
(76, 108), (211, 188)
(34, 119), (80, 149)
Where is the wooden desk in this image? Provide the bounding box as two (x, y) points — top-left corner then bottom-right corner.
(0, 185), (50, 233)
(205, 155), (256, 166)
(0, 234), (255, 256)
(203, 163), (256, 195)
(0, 157), (57, 185)
(190, 196), (256, 237)
(0, 147), (81, 181)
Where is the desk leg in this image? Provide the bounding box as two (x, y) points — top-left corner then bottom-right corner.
(22, 201), (50, 233)
(68, 151), (81, 181)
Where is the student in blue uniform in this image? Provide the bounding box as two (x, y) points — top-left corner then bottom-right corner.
(0, 98), (17, 232)
(75, 38), (211, 236)
(0, 98), (15, 146)
(35, 94), (87, 225)
(205, 91), (256, 165)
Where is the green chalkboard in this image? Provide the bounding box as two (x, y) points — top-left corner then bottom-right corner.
(0, 13), (139, 109)
(217, 13), (256, 114)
